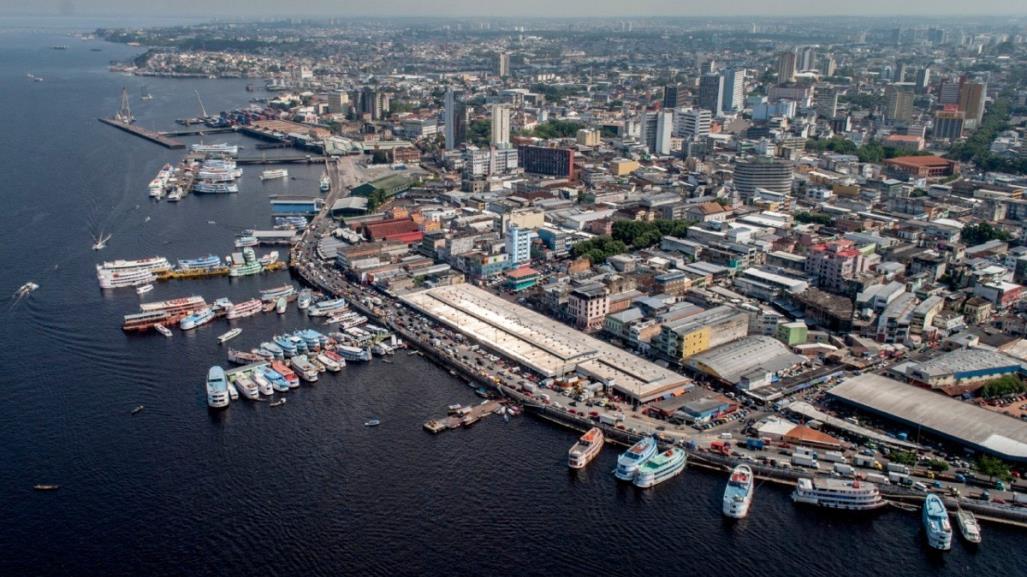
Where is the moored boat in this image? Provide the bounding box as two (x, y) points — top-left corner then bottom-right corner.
(180, 307), (215, 330)
(723, 464), (755, 519)
(316, 352), (342, 372)
(136, 284), (154, 295)
(206, 366), (229, 409)
(251, 370), (274, 396)
(956, 509), (981, 544)
(307, 298), (348, 317)
(154, 323), (173, 338)
(260, 284), (295, 302)
(792, 477), (885, 512)
(232, 373), (260, 400)
(633, 448), (687, 488)
(260, 168), (289, 181)
(227, 348), (263, 365)
(271, 361), (300, 388)
(262, 366), (291, 392)
(226, 298), (262, 320)
(290, 355), (319, 382)
(923, 494), (953, 551)
(336, 344), (371, 362)
(260, 341), (284, 358)
(276, 297), (287, 314)
(568, 427), (604, 469)
(614, 436), (659, 481)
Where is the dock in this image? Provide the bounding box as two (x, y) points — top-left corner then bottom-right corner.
(98, 117), (185, 149)
(160, 127), (237, 137)
(155, 267), (230, 281)
(236, 155), (330, 165)
(251, 230), (300, 245)
(424, 400), (503, 433)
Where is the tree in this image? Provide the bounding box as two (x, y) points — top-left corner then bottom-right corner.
(611, 219), (693, 248)
(467, 119), (491, 146)
(795, 212), (833, 226)
(979, 375), (1025, 399)
(976, 455), (1011, 482)
(571, 236), (627, 264)
(961, 222), (1011, 246)
(890, 451), (917, 466)
(529, 120), (583, 139)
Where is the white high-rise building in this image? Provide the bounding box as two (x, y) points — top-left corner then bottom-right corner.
(491, 104), (510, 147)
(723, 68), (745, 112)
(641, 110), (674, 155)
(675, 108), (711, 141)
(505, 225), (536, 265)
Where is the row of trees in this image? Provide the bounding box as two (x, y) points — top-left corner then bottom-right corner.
(979, 375), (1026, 399)
(804, 137), (933, 164)
(795, 212), (833, 226)
(526, 119), (583, 139)
(571, 237), (628, 264)
(960, 222), (1011, 246)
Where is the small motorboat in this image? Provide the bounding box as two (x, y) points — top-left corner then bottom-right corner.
(364, 418), (381, 427)
(270, 398), (287, 407)
(218, 328), (242, 344)
(136, 284), (154, 295)
(131, 405), (145, 415)
(957, 509), (982, 544)
(154, 323), (173, 338)
(276, 297), (287, 314)
(15, 282), (39, 298)
(33, 484), (59, 491)
(91, 232), (111, 251)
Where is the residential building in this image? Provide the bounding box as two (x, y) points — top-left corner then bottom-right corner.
(723, 68), (745, 112)
(505, 225), (536, 266)
(776, 51), (797, 83)
(676, 108), (711, 141)
(653, 305), (749, 361)
(568, 283), (610, 331)
(698, 73), (724, 116)
(495, 51), (510, 77)
(805, 240), (865, 294)
(491, 104), (510, 147)
(444, 88), (467, 150)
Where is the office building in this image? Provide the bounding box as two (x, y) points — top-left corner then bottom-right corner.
(663, 84), (684, 109)
(933, 110), (965, 141)
(576, 128), (601, 146)
(676, 108), (711, 140)
(505, 225), (536, 266)
(444, 88), (467, 150)
(733, 158), (794, 198)
(776, 51), (797, 83)
(490, 104), (510, 147)
(328, 91), (349, 115)
(885, 85), (914, 124)
(640, 110), (674, 155)
(959, 81), (987, 128)
(798, 46), (817, 71)
(915, 67), (931, 94)
(939, 79), (962, 105)
(722, 68), (745, 112)
(357, 87), (389, 120)
(518, 145), (575, 178)
(496, 51), (510, 77)
(698, 73), (724, 116)
(815, 87), (838, 118)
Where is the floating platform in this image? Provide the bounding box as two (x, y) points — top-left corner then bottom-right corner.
(424, 400), (503, 434)
(98, 117), (185, 149)
(155, 267), (230, 280)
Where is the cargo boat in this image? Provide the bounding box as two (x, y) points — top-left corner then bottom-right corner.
(140, 296), (207, 314)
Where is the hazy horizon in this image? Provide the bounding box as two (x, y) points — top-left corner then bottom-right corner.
(7, 0), (1027, 20)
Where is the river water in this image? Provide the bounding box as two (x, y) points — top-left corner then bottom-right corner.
(0, 20), (1022, 577)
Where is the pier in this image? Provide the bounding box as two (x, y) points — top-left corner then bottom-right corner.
(160, 127), (238, 137)
(155, 267), (230, 281)
(236, 155), (330, 165)
(98, 117), (185, 149)
(424, 400), (503, 433)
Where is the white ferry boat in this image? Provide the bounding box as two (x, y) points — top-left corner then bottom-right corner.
(180, 307), (215, 330)
(633, 448), (687, 488)
(99, 257), (171, 274)
(191, 143), (238, 156)
(206, 366), (229, 409)
(567, 427), (604, 469)
(923, 494), (953, 551)
(956, 509), (981, 544)
(792, 477), (885, 511)
(260, 169), (289, 181)
(97, 268), (156, 289)
(614, 436), (659, 481)
(722, 464), (755, 519)
(308, 298), (348, 317)
(226, 298), (263, 320)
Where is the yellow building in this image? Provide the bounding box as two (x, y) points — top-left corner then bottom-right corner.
(608, 158), (639, 176)
(576, 128), (601, 147)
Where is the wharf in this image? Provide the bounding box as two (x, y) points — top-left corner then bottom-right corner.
(236, 155), (330, 165)
(424, 400), (503, 433)
(251, 230), (299, 245)
(155, 267), (229, 280)
(160, 127), (237, 137)
(98, 117), (185, 149)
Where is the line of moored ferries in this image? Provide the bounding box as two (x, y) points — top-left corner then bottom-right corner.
(96, 251), (282, 289)
(564, 430), (982, 548)
(206, 329), (403, 409)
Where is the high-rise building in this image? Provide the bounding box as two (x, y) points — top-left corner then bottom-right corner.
(357, 87), (390, 120)
(933, 110), (965, 141)
(663, 84), (683, 109)
(676, 108), (711, 141)
(815, 87), (838, 118)
(495, 52), (510, 78)
(914, 67), (931, 94)
(959, 81), (987, 128)
(820, 55), (837, 77)
(490, 104), (510, 147)
(641, 110), (674, 155)
(939, 79), (962, 105)
(328, 91), (349, 115)
(885, 85), (914, 124)
(776, 51), (797, 83)
(576, 128), (601, 147)
(733, 158), (794, 198)
(698, 73), (724, 116)
(444, 88), (467, 150)
(805, 240), (865, 294)
(722, 68), (745, 112)
(505, 225), (536, 266)
(798, 46), (817, 71)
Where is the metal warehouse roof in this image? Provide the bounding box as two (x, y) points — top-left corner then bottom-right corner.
(829, 374), (1027, 461)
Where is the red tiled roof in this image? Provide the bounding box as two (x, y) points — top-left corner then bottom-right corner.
(506, 266), (539, 279)
(884, 155), (955, 168)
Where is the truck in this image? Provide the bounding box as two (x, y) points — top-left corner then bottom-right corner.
(599, 412), (624, 426)
(888, 471), (912, 486)
(819, 451), (848, 464)
(710, 440), (732, 456)
(833, 463), (856, 477)
(865, 472), (891, 485)
(745, 438), (766, 451)
(886, 462), (911, 475)
(853, 455), (879, 469)
(792, 454), (820, 469)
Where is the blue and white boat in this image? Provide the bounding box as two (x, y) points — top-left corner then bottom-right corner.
(296, 329), (328, 350)
(260, 341), (284, 358)
(722, 465), (755, 519)
(297, 289), (313, 310)
(180, 307), (215, 330)
(923, 494), (953, 551)
(177, 254), (221, 270)
(206, 366), (229, 408)
(308, 298), (348, 317)
(272, 334), (298, 356)
(614, 436), (659, 481)
(261, 367), (291, 392)
(633, 448), (687, 488)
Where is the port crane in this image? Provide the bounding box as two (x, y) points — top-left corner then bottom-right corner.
(115, 86), (134, 124)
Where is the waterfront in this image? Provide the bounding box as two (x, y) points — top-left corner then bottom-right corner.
(1, 23), (1025, 577)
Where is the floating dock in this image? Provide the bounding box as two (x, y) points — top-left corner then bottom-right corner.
(251, 230), (300, 245)
(98, 117), (185, 149)
(424, 400), (503, 433)
(155, 267), (230, 280)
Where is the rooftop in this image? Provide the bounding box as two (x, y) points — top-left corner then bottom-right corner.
(689, 336), (806, 385)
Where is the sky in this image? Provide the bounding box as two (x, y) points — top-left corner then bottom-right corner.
(7, 0), (1027, 19)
